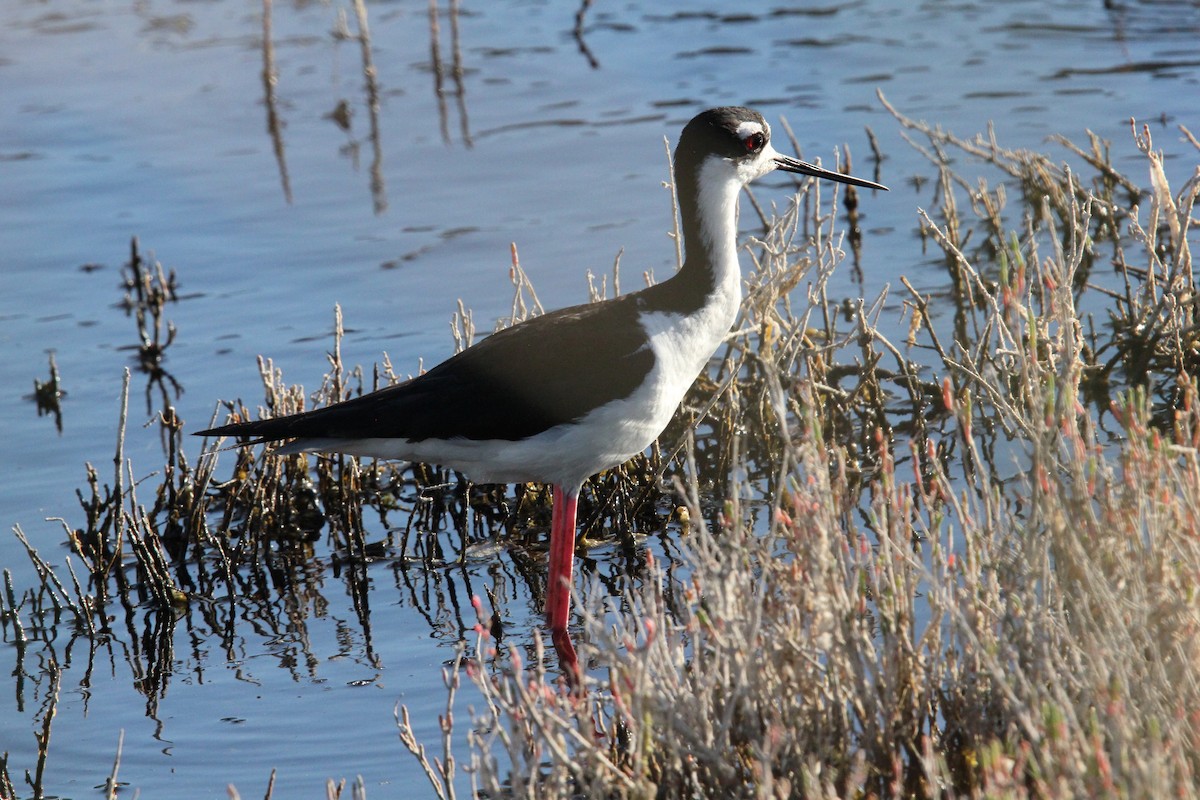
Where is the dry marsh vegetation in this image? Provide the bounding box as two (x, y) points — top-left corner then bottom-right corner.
(396, 108), (1200, 798)
(2, 106), (1198, 799)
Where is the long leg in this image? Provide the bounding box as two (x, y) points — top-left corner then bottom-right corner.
(546, 484), (579, 679)
(546, 485), (578, 632)
(546, 485), (566, 628)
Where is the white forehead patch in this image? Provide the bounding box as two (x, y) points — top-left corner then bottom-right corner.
(735, 119), (768, 140)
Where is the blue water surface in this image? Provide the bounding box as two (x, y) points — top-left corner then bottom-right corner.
(1, 0), (1197, 796)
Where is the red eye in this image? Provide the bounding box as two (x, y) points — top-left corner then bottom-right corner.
(743, 132), (765, 152)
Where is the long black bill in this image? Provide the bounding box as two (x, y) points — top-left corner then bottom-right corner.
(774, 154), (888, 191)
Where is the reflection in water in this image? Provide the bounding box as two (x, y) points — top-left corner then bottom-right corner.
(256, 0), (391, 213)
(573, 0), (599, 69)
(10, 657), (61, 798)
(350, 0), (388, 214)
(1, 472), (667, 723)
(31, 351), (65, 434)
(429, 0), (473, 149)
(261, 0), (292, 205)
(253, 0), (479, 213)
(120, 238), (184, 417)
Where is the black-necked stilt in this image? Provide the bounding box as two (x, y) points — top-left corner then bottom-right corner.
(198, 107), (886, 676)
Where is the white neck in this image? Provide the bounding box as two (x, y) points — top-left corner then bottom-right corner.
(686, 156), (746, 326)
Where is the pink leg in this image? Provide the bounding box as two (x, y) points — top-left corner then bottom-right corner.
(546, 486), (566, 628)
(546, 485), (579, 680)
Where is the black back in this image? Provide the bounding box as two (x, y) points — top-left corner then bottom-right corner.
(200, 293), (654, 443)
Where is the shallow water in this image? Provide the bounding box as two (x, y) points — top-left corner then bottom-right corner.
(1, 0), (1198, 796)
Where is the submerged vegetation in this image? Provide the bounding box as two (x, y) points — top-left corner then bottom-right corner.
(2, 105), (1199, 798)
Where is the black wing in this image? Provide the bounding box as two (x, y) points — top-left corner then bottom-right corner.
(197, 295), (655, 443)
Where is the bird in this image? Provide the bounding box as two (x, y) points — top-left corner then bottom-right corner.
(197, 106), (887, 677)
